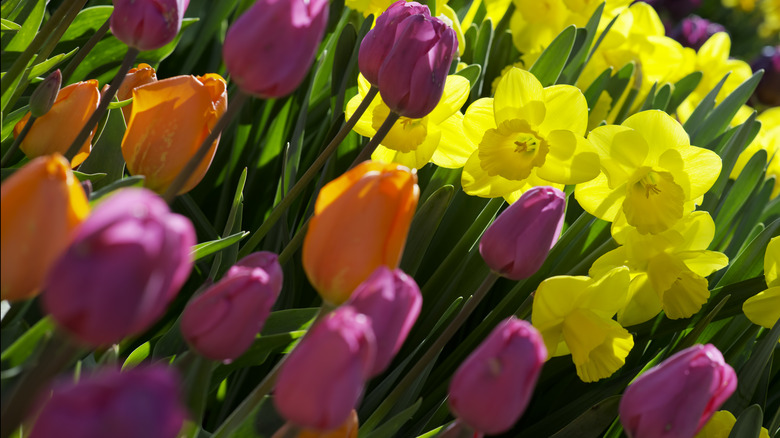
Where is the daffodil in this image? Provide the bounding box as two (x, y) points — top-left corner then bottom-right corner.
(695, 411), (771, 438)
(730, 107), (780, 198)
(575, 110), (722, 234)
(743, 236), (780, 330)
(345, 73), (471, 169)
(590, 212), (729, 325)
(457, 68), (600, 203)
(532, 267), (633, 382)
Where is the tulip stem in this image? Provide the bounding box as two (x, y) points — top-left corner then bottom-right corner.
(237, 86), (379, 259)
(63, 47), (140, 162)
(351, 111), (400, 166)
(1, 116), (35, 167)
(360, 272), (501, 435)
(61, 16), (112, 84)
(162, 91), (250, 203)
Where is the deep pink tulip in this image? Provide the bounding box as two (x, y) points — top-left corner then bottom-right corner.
(377, 13), (457, 118)
(619, 344), (737, 438)
(274, 307), (376, 431)
(358, 0), (431, 86)
(181, 252), (282, 362)
(43, 188), (195, 346)
(346, 266), (421, 376)
(110, 0), (190, 51)
(479, 186), (566, 280)
(29, 366), (186, 438)
(448, 317), (546, 435)
(670, 16), (725, 51)
(223, 0), (329, 98)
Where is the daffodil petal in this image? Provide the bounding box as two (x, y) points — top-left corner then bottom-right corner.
(463, 98), (496, 145)
(432, 112), (474, 168)
(562, 309), (634, 382)
(618, 273), (664, 326)
(539, 84), (588, 136)
(428, 75), (470, 125)
(494, 68), (545, 126)
(575, 174), (626, 222)
(742, 287), (780, 329)
(462, 151), (526, 198)
(677, 144), (722, 200)
(536, 130), (600, 184)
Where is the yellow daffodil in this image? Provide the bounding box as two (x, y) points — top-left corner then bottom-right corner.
(532, 267), (634, 382)
(457, 68), (600, 203)
(743, 236), (780, 330)
(590, 212), (729, 325)
(345, 73), (471, 169)
(722, 0), (756, 12)
(695, 411), (771, 438)
(730, 107), (780, 198)
(575, 110), (722, 234)
(759, 0), (780, 37)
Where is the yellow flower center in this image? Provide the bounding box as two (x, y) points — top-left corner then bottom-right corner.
(623, 168), (685, 234)
(478, 120), (548, 181)
(372, 105), (428, 153)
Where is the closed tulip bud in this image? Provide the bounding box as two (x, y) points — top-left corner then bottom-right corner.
(223, 0), (328, 98)
(181, 252), (282, 362)
(110, 0), (189, 51)
(303, 161), (419, 305)
(619, 344), (737, 438)
(42, 188), (195, 346)
(1, 155), (89, 302)
(30, 69), (62, 117)
(358, 1), (431, 86)
(121, 74), (227, 195)
(272, 410), (359, 438)
(29, 366), (186, 438)
(479, 186), (566, 280)
(377, 14), (457, 118)
(346, 266), (421, 375)
(14, 80), (100, 167)
(274, 307), (376, 431)
(448, 317), (546, 435)
(117, 63), (157, 122)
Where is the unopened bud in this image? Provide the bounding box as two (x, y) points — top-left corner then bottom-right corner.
(29, 70), (62, 117)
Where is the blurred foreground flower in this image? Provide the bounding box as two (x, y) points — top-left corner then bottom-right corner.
(272, 410), (359, 438)
(117, 63), (157, 122)
(670, 16), (726, 51)
(43, 188), (195, 346)
(743, 236), (779, 329)
(1, 155), (89, 301)
(111, 0), (189, 51)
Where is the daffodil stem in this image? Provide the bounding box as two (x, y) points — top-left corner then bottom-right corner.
(360, 272), (501, 434)
(63, 47), (140, 162)
(351, 111), (400, 166)
(1, 116), (35, 167)
(237, 86), (379, 259)
(61, 16), (112, 84)
(162, 91), (250, 204)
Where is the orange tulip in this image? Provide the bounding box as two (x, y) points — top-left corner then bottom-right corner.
(1, 154), (90, 301)
(121, 73), (228, 195)
(303, 161), (419, 305)
(117, 63), (157, 123)
(272, 410), (359, 438)
(14, 80), (100, 167)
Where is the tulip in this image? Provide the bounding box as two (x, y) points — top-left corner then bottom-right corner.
(29, 366), (186, 438)
(29, 69), (62, 117)
(670, 16), (726, 51)
(223, 0), (328, 98)
(448, 317), (547, 435)
(1, 155), (89, 302)
(274, 307), (376, 431)
(751, 45), (780, 106)
(377, 13), (457, 118)
(121, 73), (228, 195)
(358, 1), (431, 86)
(479, 186), (566, 280)
(14, 80), (100, 167)
(272, 410), (359, 438)
(302, 161), (419, 305)
(42, 188), (195, 346)
(117, 63), (157, 122)
(181, 252), (283, 362)
(619, 344), (737, 438)
(110, 0), (189, 51)
(346, 266), (421, 375)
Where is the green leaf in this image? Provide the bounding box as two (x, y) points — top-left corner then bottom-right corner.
(667, 71), (702, 113)
(529, 25), (577, 87)
(727, 405), (764, 438)
(331, 22), (357, 99)
(1, 18), (21, 31)
(0, 317), (54, 368)
(1, 104), (27, 142)
(72, 171), (106, 183)
(583, 67), (613, 111)
(364, 399), (423, 438)
(401, 185), (455, 276)
(605, 62), (634, 104)
(559, 2), (604, 84)
(725, 319), (780, 413)
(106, 98), (133, 109)
(28, 47), (77, 78)
(191, 231), (250, 262)
(470, 19), (494, 98)
(682, 73), (729, 138)
(651, 83), (672, 111)
(121, 342), (150, 370)
(454, 64), (482, 90)
(89, 176), (145, 203)
(2, 0), (43, 53)
(690, 71), (763, 147)
(711, 150), (767, 248)
(706, 113), (758, 199)
(550, 395), (622, 438)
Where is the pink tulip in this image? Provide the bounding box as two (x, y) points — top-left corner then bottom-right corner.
(111, 0), (189, 51)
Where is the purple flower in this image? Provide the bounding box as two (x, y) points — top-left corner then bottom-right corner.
(752, 45), (780, 106)
(670, 16), (726, 50)
(111, 0), (189, 51)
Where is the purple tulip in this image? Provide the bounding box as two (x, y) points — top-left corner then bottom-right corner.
(358, 1), (431, 86)
(181, 252), (282, 362)
(670, 16), (726, 51)
(448, 317), (546, 435)
(377, 13), (458, 118)
(752, 45), (780, 106)
(346, 266), (421, 376)
(274, 307), (376, 431)
(619, 344), (737, 438)
(29, 366), (186, 438)
(223, 0), (329, 98)
(43, 188), (195, 346)
(29, 69), (61, 118)
(479, 186), (566, 280)
(110, 0), (189, 51)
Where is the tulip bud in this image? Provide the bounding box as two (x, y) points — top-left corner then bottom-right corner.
(303, 161), (419, 305)
(14, 80), (100, 167)
(29, 366), (186, 438)
(479, 186), (566, 280)
(42, 188), (195, 346)
(30, 69), (62, 117)
(448, 317), (546, 435)
(751, 45), (780, 106)
(377, 14), (457, 118)
(223, 0), (328, 98)
(181, 252), (283, 362)
(121, 74), (227, 195)
(272, 410), (359, 438)
(1, 155), (89, 302)
(346, 266), (421, 376)
(358, 1), (431, 86)
(670, 16), (726, 51)
(110, 0), (189, 51)
(274, 307), (376, 431)
(117, 63), (157, 122)
(619, 344), (737, 438)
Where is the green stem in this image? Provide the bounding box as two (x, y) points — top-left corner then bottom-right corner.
(1, 116), (35, 167)
(278, 218), (310, 265)
(61, 16), (112, 84)
(350, 111), (400, 166)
